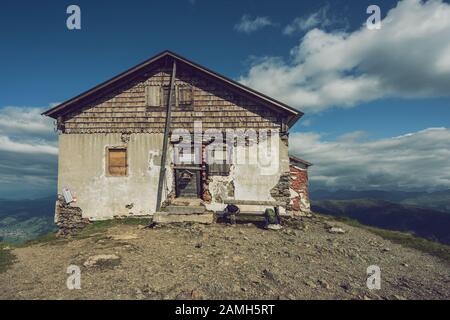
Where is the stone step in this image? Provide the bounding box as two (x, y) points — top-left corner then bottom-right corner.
(162, 205), (205, 215)
(153, 212), (214, 224)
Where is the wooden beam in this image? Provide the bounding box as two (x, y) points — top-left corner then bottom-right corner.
(156, 58), (177, 212)
(223, 199), (284, 206)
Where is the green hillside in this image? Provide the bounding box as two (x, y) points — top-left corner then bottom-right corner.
(312, 199), (450, 245)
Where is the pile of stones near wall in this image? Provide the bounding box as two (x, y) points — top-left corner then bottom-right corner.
(270, 172), (292, 209)
(55, 196), (90, 236)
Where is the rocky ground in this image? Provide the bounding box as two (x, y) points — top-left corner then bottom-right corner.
(0, 215), (449, 300)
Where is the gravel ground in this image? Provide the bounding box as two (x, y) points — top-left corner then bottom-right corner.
(0, 215), (449, 300)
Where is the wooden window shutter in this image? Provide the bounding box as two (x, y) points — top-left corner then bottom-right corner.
(108, 148), (127, 176)
(161, 85), (173, 107)
(146, 85), (160, 107)
(178, 86), (193, 106)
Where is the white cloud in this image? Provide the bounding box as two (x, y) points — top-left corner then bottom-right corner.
(0, 106), (58, 199)
(0, 106), (55, 139)
(234, 15), (274, 34)
(0, 136), (57, 155)
(283, 5), (345, 35)
(290, 127), (450, 191)
(240, 0), (450, 112)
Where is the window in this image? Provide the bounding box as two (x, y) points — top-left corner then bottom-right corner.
(161, 85), (171, 107)
(145, 85), (162, 108)
(208, 162), (230, 176)
(207, 144), (231, 176)
(160, 85), (193, 108)
(107, 148), (127, 176)
(178, 85), (193, 106)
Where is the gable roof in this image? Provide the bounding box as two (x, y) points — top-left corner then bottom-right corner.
(42, 50), (303, 127)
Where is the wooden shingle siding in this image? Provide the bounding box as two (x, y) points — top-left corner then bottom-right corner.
(63, 64), (283, 133)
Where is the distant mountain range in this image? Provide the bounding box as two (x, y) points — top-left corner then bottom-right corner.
(0, 197), (57, 243)
(311, 189), (450, 213)
(311, 189), (450, 245)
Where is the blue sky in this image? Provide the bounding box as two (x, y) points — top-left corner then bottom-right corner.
(0, 0), (450, 198)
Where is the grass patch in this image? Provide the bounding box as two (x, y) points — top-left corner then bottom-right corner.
(12, 218), (151, 245)
(0, 243), (16, 273)
(74, 217), (151, 239)
(22, 232), (61, 246)
(324, 214), (450, 263)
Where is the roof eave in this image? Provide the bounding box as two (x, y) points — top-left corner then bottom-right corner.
(289, 155), (313, 167)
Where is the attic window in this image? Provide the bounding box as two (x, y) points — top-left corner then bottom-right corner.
(160, 85), (193, 108)
(178, 86), (193, 106)
(145, 85), (162, 108)
(107, 148), (127, 176)
(161, 85), (172, 107)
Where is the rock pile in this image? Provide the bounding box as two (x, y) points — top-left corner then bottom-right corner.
(55, 196), (90, 236)
(83, 254), (121, 268)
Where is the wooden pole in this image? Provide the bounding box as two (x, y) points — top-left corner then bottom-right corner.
(156, 58), (177, 212)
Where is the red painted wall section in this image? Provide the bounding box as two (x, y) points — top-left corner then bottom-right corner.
(289, 165), (311, 213)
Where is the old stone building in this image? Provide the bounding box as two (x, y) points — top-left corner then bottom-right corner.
(43, 51), (311, 224)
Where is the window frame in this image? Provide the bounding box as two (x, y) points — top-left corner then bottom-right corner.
(206, 143), (232, 176)
(145, 85), (165, 111)
(178, 85), (194, 107)
(160, 84), (194, 109)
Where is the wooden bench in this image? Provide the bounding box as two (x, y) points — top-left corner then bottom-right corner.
(221, 200), (284, 224)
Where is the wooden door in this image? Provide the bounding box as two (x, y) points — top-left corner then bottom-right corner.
(175, 168), (201, 198)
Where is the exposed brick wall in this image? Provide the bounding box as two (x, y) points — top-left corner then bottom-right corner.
(289, 165), (311, 213)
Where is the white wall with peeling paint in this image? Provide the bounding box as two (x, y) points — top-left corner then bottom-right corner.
(205, 135), (290, 212)
(58, 133), (173, 220)
(58, 133), (290, 219)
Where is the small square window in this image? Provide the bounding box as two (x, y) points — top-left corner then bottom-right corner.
(107, 148), (127, 176)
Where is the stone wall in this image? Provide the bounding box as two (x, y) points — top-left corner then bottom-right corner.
(270, 172), (291, 210)
(55, 197), (90, 236)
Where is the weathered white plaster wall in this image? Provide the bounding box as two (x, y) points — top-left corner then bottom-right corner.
(58, 133), (173, 220)
(205, 135), (290, 212)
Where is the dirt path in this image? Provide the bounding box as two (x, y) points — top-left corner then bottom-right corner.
(0, 216), (449, 300)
